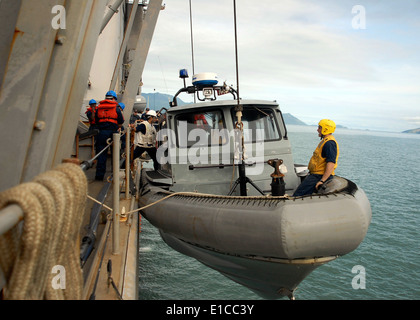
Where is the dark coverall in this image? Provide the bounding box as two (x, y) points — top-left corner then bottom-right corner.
(94, 103), (124, 180)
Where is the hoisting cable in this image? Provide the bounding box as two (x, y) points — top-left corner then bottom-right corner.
(189, 0), (196, 103)
(233, 0), (244, 157)
(233, 0), (241, 117)
(189, 0), (195, 76)
(232, 0), (249, 196)
(231, 0), (242, 193)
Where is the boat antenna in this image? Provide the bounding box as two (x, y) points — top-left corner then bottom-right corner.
(189, 0), (196, 103)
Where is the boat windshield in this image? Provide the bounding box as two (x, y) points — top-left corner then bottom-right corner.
(231, 107), (281, 142)
(175, 109), (228, 148)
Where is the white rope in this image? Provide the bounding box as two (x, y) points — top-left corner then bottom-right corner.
(86, 194), (113, 212)
(0, 163), (87, 300)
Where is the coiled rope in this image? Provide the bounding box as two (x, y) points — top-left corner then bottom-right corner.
(0, 163), (87, 300)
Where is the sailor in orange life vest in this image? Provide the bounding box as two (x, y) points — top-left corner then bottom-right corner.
(94, 90), (125, 181)
(292, 119), (340, 197)
(129, 109), (159, 171)
(85, 99), (97, 130)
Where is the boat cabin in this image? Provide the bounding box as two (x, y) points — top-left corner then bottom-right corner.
(147, 72), (302, 196)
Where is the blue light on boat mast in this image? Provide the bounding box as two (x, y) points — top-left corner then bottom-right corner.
(179, 69), (189, 79)
(179, 69), (189, 88)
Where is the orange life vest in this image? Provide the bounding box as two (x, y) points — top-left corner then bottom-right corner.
(96, 100), (119, 124)
(194, 114), (208, 126)
(86, 106), (96, 125)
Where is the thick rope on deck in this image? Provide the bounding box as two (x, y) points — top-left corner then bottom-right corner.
(0, 163), (87, 300)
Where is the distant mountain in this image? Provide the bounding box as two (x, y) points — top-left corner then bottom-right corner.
(402, 128), (420, 134)
(142, 92), (188, 110)
(282, 113), (307, 125)
(142, 92), (309, 125)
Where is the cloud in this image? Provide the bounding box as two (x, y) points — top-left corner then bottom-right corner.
(404, 117), (420, 126)
(141, 0), (420, 132)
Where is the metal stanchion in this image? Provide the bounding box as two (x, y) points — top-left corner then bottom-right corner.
(125, 126), (130, 199)
(112, 133), (120, 255)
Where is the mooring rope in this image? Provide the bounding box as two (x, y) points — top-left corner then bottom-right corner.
(0, 163), (87, 300)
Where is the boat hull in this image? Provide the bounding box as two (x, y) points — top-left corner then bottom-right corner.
(139, 170), (372, 298)
(140, 181), (371, 259)
(159, 230), (335, 299)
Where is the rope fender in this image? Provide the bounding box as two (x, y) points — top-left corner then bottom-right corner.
(0, 163), (87, 300)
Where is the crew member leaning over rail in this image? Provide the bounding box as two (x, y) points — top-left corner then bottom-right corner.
(129, 109), (159, 171)
(94, 90), (124, 181)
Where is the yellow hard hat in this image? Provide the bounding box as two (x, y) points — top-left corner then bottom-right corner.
(318, 119), (336, 135)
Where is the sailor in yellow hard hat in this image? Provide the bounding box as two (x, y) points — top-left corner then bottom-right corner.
(293, 119), (340, 196)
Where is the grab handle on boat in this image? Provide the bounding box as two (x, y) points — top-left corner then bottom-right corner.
(188, 159), (284, 171)
(189, 161), (256, 170)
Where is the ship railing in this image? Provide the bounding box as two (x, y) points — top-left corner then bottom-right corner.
(0, 127), (132, 258)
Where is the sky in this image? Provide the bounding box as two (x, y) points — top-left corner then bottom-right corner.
(140, 0), (420, 132)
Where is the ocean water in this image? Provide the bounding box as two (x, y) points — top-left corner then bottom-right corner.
(138, 125), (420, 300)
